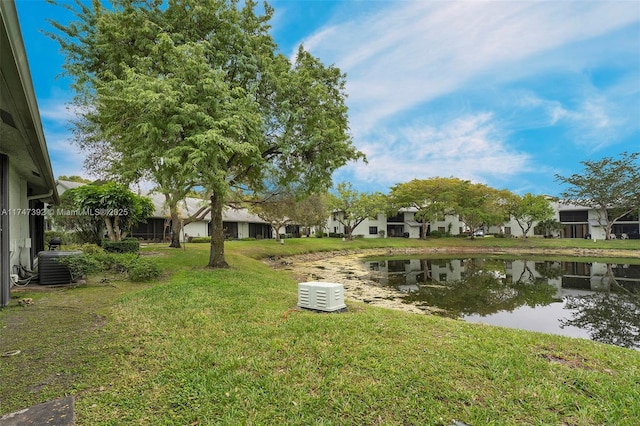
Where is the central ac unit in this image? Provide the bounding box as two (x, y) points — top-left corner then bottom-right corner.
(38, 251), (81, 285)
(298, 281), (346, 312)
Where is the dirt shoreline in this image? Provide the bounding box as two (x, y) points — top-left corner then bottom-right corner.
(266, 246), (640, 315)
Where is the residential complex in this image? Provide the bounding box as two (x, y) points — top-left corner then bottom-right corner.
(326, 203), (640, 240)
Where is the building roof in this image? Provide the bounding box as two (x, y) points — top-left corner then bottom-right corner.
(0, 0), (58, 202)
(145, 191), (267, 224)
(56, 180), (86, 194)
(55, 180), (269, 225)
(144, 191), (209, 219)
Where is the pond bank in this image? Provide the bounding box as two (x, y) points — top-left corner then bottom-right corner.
(266, 246), (640, 315)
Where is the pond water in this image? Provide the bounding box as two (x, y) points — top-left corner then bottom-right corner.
(362, 256), (640, 350)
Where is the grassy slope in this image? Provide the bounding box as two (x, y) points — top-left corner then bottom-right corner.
(1, 238), (639, 425)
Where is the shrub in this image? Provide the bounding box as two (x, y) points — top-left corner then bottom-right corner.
(102, 239), (140, 253)
(57, 254), (102, 281)
(315, 232), (325, 238)
(429, 230), (443, 238)
(190, 237), (211, 243)
(126, 258), (161, 282)
(69, 252), (161, 282)
(65, 243), (104, 254)
(98, 253), (137, 273)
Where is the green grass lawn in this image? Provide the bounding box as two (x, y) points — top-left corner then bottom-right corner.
(1, 238), (639, 425)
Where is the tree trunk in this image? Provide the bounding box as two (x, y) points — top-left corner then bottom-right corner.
(104, 217), (115, 241)
(208, 192), (228, 268)
(169, 211), (182, 248)
(165, 195), (182, 248)
(272, 225), (280, 241)
(113, 215), (122, 241)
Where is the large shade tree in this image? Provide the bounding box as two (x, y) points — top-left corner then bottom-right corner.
(49, 0), (363, 267)
(329, 182), (387, 240)
(55, 182), (153, 243)
(389, 177), (463, 239)
(248, 190), (331, 240)
(455, 182), (511, 238)
(555, 152), (640, 240)
(248, 192), (298, 242)
(289, 193), (332, 237)
(506, 193), (554, 240)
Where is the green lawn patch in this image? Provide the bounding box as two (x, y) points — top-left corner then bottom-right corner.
(1, 239), (639, 425)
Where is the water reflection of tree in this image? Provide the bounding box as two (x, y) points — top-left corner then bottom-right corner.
(532, 261), (563, 280)
(402, 270), (557, 318)
(560, 264), (640, 349)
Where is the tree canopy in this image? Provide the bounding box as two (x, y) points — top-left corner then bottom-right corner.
(555, 152), (640, 239)
(48, 0), (363, 266)
(454, 182), (511, 238)
(389, 177), (463, 239)
(288, 193), (332, 237)
(329, 182), (387, 240)
(248, 192), (298, 242)
(55, 182), (153, 242)
(506, 193), (554, 240)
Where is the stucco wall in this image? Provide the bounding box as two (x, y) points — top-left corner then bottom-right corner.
(8, 162), (31, 270)
(183, 221), (208, 240)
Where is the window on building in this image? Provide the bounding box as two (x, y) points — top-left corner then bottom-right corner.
(387, 212), (404, 222)
(438, 227), (446, 233)
(610, 211), (639, 221)
(505, 227), (511, 235)
(559, 210), (588, 222)
(369, 226), (378, 235)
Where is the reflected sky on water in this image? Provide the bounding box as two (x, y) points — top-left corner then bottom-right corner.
(362, 257), (640, 349)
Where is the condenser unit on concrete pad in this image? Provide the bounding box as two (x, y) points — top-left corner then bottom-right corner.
(298, 282), (346, 312)
(38, 251), (82, 285)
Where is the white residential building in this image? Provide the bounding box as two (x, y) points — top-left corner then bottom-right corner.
(326, 208), (537, 239)
(325, 203), (640, 240)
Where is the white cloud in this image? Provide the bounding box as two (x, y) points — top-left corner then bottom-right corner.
(348, 113), (530, 187)
(298, 1), (640, 133)
(38, 98), (82, 122)
(516, 92), (632, 151)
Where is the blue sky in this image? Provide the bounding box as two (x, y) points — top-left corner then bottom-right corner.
(15, 0), (640, 197)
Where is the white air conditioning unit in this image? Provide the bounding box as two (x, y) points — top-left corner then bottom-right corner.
(298, 281), (346, 312)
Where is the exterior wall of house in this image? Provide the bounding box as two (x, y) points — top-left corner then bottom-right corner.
(237, 222), (250, 239)
(551, 201), (640, 240)
(8, 163), (31, 270)
(326, 212), (344, 235)
(587, 210), (607, 240)
(354, 213), (388, 238)
(328, 211), (539, 239)
(183, 221), (208, 240)
(431, 217), (458, 235)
